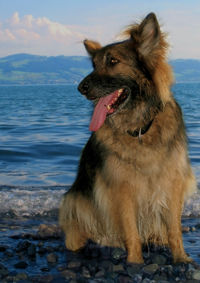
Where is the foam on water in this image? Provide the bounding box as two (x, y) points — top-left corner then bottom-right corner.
(0, 185), (200, 219)
(0, 185), (67, 218)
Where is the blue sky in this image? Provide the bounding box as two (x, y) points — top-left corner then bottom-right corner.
(1, 0), (200, 58)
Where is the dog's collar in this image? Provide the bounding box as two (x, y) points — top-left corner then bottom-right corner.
(127, 119), (153, 141)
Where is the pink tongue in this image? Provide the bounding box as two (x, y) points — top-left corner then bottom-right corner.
(89, 91), (118, 131)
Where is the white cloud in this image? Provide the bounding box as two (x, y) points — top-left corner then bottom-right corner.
(0, 12), (88, 56)
(0, 11), (200, 58)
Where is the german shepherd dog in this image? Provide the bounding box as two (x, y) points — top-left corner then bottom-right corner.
(59, 13), (196, 263)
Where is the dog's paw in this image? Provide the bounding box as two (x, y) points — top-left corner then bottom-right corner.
(127, 254), (144, 264)
(173, 254), (193, 264)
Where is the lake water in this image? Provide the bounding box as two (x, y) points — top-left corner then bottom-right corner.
(0, 84), (199, 218)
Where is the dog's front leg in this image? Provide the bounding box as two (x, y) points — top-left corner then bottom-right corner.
(167, 185), (192, 263)
(112, 185), (144, 263)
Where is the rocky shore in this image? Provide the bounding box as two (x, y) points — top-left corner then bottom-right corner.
(0, 223), (200, 282)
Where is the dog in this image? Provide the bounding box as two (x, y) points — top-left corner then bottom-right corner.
(59, 13), (196, 263)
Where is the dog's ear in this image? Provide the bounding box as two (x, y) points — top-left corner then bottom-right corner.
(137, 13), (160, 59)
(84, 39), (101, 56)
(130, 13), (173, 103)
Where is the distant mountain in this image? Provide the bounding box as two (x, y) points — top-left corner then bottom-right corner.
(0, 54), (92, 85)
(0, 54), (199, 85)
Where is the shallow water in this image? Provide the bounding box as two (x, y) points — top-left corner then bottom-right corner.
(0, 83), (199, 217)
(0, 83), (200, 269)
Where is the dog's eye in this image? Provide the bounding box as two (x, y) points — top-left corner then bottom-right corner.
(107, 56), (119, 67)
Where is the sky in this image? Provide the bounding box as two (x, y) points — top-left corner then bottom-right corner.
(0, 0), (200, 59)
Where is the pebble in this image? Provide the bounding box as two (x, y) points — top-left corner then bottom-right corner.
(95, 269), (105, 278)
(15, 272), (28, 281)
(126, 264), (142, 277)
(14, 261), (28, 269)
(37, 224), (62, 239)
(67, 260), (82, 269)
(111, 248), (126, 261)
(46, 253), (58, 263)
(27, 243), (36, 257)
(112, 264), (124, 272)
(1, 223), (200, 282)
(152, 254), (167, 265)
(182, 226), (190, 232)
(82, 266), (91, 278)
(132, 274), (143, 282)
(192, 270), (200, 280)
(61, 269), (76, 279)
(143, 263), (159, 274)
(16, 240), (31, 252)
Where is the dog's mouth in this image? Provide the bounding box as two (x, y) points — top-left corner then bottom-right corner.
(89, 87), (130, 131)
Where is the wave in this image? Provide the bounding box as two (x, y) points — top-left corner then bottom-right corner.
(0, 185), (200, 219)
(0, 185), (67, 219)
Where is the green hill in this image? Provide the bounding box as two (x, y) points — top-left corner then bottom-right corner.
(0, 54), (91, 85)
(0, 54), (199, 85)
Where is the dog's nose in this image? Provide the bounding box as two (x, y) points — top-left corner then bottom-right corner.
(78, 81), (89, 95)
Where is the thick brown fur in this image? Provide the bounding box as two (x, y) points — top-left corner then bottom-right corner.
(59, 13), (196, 263)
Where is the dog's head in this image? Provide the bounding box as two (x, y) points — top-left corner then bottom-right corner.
(78, 13), (174, 132)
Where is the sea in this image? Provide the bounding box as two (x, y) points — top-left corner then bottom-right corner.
(0, 83), (200, 263)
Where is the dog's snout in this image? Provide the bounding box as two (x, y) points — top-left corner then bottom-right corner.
(78, 80), (90, 95)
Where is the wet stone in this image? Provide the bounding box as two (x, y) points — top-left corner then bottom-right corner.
(57, 264), (67, 271)
(111, 248), (126, 261)
(16, 240), (31, 252)
(14, 261), (28, 269)
(142, 279), (151, 283)
(82, 266), (91, 278)
(37, 224), (62, 239)
(46, 253), (58, 263)
(112, 264), (124, 272)
(192, 270), (200, 280)
(67, 260), (82, 269)
(126, 264), (143, 277)
(152, 254), (167, 265)
(51, 275), (68, 283)
(100, 246), (111, 259)
(143, 263), (159, 274)
(61, 269), (76, 280)
(118, 275), (133, 283)
(182, 226), (190, 232)
(38, 246), (47, 254)
(27, 243), (36, 257)
(153, 273), (168, 281)
(101, 260), (113, 272)
(86, 262), (98, 275)
(95, 269), (105, 278)
(15, 272), (28, 281)
(132, 274), (142, 282)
